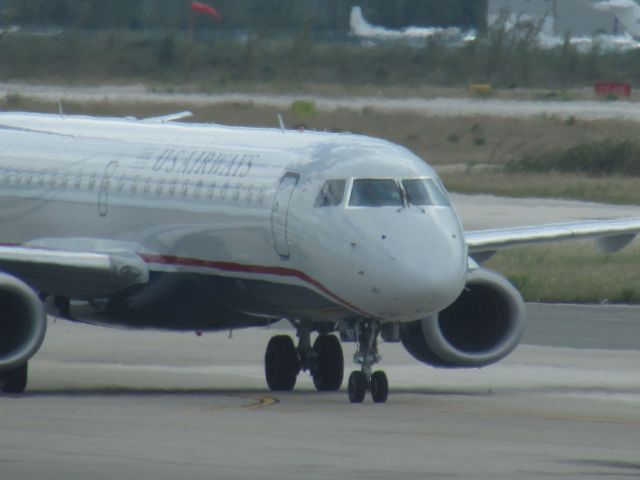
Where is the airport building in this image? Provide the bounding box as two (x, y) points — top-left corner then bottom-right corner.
(488, 0), (624, 36)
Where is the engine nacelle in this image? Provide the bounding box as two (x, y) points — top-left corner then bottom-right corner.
(0, 273), (47, 372)
(401, 268), (525, 368)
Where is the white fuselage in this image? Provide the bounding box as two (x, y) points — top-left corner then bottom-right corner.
(0, 113), (467, 328)
(349, 6), (464, 41)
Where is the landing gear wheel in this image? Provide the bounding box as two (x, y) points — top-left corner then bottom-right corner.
(265, 336), (300, 391)
(348, 371), (367, 403)
(1, 363), (28, 394)
(312, 335), (344, 391)
(370, 370), (389, 403)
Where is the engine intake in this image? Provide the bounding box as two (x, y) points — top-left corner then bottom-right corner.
(0, 273), (47, 372)
(401, 268), (525, 368)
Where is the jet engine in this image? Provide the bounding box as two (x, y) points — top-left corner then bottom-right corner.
(0, 273), (47, 372)
(401, 267), (525, 368)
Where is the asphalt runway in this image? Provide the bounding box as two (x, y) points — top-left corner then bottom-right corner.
(1, 303), (640, 480)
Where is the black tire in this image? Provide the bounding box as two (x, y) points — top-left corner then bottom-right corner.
(1, 364), (28, 394)
(370, 370), (389, 403)
(312, 335), (344, 392)
(265, 335), (300, 391)
(348, 370), (367, 403)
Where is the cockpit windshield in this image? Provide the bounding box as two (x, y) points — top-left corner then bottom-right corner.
(315, 180), (346, 207)
(402, 178), (450, 207)
(349, 179), (403, 207)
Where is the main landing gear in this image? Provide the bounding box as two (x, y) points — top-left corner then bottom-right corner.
(265, 335), (299, 391)
(264, 323), (344, 393)
(347, 320), (388, 404)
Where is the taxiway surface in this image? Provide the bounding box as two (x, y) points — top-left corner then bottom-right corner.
(1, 303), (639, 480)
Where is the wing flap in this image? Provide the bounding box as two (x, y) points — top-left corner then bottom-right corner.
(466, 218), (640, 254)
(0, 246), (149, 299)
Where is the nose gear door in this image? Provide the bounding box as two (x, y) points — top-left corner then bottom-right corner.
(271, 172), (299, 258)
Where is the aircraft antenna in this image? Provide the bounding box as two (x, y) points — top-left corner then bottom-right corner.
(277, 114), (286, 133)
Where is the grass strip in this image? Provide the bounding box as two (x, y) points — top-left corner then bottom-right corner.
(485, 243), (640, 304)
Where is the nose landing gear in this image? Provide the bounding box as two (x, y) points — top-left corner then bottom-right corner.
(348, 320), (389, 403)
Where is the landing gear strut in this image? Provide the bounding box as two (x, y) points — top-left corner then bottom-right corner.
(348, 320), (388, 403)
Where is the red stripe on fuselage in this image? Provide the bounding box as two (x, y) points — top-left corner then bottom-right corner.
(139, 253), (371, 317)
(0, 241), (371, 318)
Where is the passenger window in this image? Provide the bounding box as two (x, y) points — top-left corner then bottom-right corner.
(315, 180), (346, 207)
(402, 178), (450, 207)
(349, 179), (403, 207)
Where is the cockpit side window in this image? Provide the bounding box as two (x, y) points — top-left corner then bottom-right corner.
(349, 179), (403, 207)
(402, 178), (450, 207)
(315, 179), (346, 207)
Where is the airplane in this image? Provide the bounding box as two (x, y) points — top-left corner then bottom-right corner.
(350, 4), (640, 52)
(0, 111), (639, 403)
(593, 0), (640, 38)
(349, 6), (471, 43)
(489, 5), (640, 51)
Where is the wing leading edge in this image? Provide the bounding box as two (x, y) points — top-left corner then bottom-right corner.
(0, 245), (149, 299)
(466, 217), (640, 261)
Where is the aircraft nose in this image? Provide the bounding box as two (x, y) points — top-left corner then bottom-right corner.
(389, 237), (466, 317)
(332, 208), (467, 321)
(360, 216), (467, 321)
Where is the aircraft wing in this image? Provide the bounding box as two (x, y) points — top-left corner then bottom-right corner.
(141, 111), (193, 123)
(466, 217), (640, 261)
(0, 245), (149, 299)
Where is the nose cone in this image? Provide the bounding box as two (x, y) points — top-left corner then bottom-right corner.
(383, 233), (466, 320)
(397, 248), (466, 320)
(354, 209), (467, 321)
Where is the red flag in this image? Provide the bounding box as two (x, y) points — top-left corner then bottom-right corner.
(191, 2), (222, 21)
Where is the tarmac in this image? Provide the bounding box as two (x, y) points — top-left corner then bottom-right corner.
(1, 303), (639, 480)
